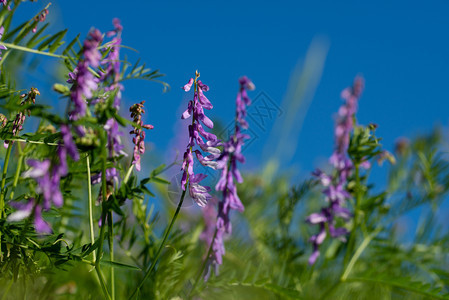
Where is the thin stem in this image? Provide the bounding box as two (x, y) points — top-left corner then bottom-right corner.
(96, 208), (107, 264)
(108, 212), (115, 300)
(189, 228), (218, 297)
(0, 143), (12, 260)
(341, 226), (382, 281)
(2, 137), (59, 146)
(128, 189), (187, 300)
(123, 164), (134, 184)
(95, 266), (112, 300)
(1, 42), (66, 59)
(8, 142), (23, 200)
(344, 163), (361, 266)
(0, 143), (13, 218)
(86, 155), (96, 261)
(93, 131), (111, 300)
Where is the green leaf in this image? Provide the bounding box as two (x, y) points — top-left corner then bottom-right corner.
(151, 177), (170, 185)
(99, 260), (141, 271)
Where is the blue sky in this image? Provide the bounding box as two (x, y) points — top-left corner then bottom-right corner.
(18, 0), (449, 182)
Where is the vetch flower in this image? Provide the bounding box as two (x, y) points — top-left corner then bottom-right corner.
(105, 118), (125, 158)
(306, 77), (364, 265)
(8, 198), (51, 234)
(101, 18), (124, 109)
(202, 76), (255, 279)
(91, 168), (119, 185)
(0, 1), (10, 11)
(19, 123), (80, 232)
(68, 29), (102, 121)
(180, 71), (221, 207)
(60, 124), (80, 161)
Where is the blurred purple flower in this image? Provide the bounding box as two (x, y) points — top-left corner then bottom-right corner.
(202, 76), (254, 279)
(0, 1), (10, 11)
(23, 159), (63, 210)
(60, 124), (80, 161)
(91, 167), (119, 185)
(0, 26), (7, 61)
(101, 18), (124, 109)
(8, 198), (51, 234)
(105, 118), (125, 158)
(306, 77), (364, 265)
(68, 29), (102, 121)
(19, 149), (76, 234)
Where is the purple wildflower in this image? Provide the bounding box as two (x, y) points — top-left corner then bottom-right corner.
(105, 118), (125, 158)
(60, 124), (80, 161)
(129, 101), (154, 171)
(23, 159), (61, 210)
(202, 76), (255, 279)
(7, 198), (51, 234)
(0, 1), (10, 11)
(101, 18), (124, 109)
(200, 197), (217, 246)
(180, 71), (221, 207)
(0, 26), (7, 61)
(68, 29), (102, 121)
(306, 77), (364, 265)
(91, 120), (122, 187)
(91, 168), (119, 185)
(17, 124), (80, 232)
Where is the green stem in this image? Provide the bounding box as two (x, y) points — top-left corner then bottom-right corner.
(0, 143), (13, 217)
(0, 143), (12, 260)
(8, 143), (23, 200)
(2, 137), (58, 146)
(86, 155), (96, 261)
(341, 226), (382, 281)
(93, 132), (111, 300)
(189, 228), (218, 297)
(95, 266), (112, 300)
(128, 189), (187, 300)
(1, 42), (68, 59)
(344, 163), (361, 266)
(108, 212), (115, 300)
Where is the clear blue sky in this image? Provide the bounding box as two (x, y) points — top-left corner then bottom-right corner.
(18, 0), (449, 180)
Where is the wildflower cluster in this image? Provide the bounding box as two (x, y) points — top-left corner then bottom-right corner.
(91, 20), (126, 188)
(0, 2), (442, 299)
(180, 71), (221, 207)
(203, 76), (255, 278)
(67, 29), (102, 121)
(101, 18), (123, 109)
(0, 0), (9, 10)
(306, 77), (364, 265)
(9, 124), (79, 233)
